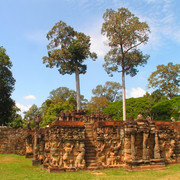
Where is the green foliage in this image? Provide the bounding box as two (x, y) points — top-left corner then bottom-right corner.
(103, 95), (180, 121)
(48, 87), (87, 107)
(144, 90), (168, 103)
(41, 101), (74, 127)
(92, 81), (122, 102)
(7, 106), (23, 129)
(43, 21), (97, 75)
(148, 62), (180, 99)
(103, 97), (153, 120)
(40, 87), (88, 127)
(0, 46), (15, 125)
(40, 87), (87, 116)
(23, 104), (40, 128)
(151, 96), (180, 121)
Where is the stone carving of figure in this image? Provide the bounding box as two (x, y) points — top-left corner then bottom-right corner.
(50, 141), (60, 167)
(63, 142), (74, 168)
(26, 142), (33, 154)
(44, 153), (50, 165)
(75, 143), (85, 169)
(107, 142), (121, 166)
(96, 142), (106, 166)
(166, 139), (175, 160)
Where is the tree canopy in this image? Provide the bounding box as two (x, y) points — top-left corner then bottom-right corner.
(103, 96), (153, 121)
(24, 104), (40, 128)
(151, 96), (180, 121)
(87, 96), (109, 113)
(41, 101), (74, 127)
(7, 106), (23, 129)
(92, 81), (122, 102)
(101, 8), (150, 120)
(148, 62), (180, 99)
(0, 46), (15, 125)
(43, 20), (97, 110)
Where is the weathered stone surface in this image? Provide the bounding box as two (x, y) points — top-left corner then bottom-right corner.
(0, 112), (180, 171)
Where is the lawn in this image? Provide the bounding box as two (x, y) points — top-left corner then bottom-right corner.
(0, 154), (180, 180)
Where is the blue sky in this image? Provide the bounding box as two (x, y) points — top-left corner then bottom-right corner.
(1, 0), (180, 115)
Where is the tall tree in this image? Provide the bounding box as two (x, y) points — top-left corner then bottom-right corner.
(0, 46), (15, 125)
(43, 21), (97, 111)
(101, 8), (150, 121)
(148, 62), (180, 99)
(92, 81), (122, 102)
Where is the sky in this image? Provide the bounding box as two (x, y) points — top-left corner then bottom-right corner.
(1, 0), (180, 115)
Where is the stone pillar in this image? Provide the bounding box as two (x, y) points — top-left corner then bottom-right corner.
(124, 134), (131, 161)
(143, 132), (149, 160)
(32, 114), (42, 166)
(131, 133), (136, 161)
(154, 132), (161, 159)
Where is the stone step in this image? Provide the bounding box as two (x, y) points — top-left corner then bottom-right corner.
(85, 127), (93, 129)
(85, 132), (93, 135)
(85, 149), (96, 153)
(85, 156), (97, 160)
(85, 141), (94, 144)
(86, 167), (99, 170)
(85, 135), (93, 138)
(85, 152), (96, 155)
(85, 138), (94, 140)
(85, 142), (95, 145)
(85, 136), (93, 138)
(85, 146), (96, 149)
(85, 149), (96, 152)
(86, 159), (97, 163)
(86, 162), (97, 167)
(85, 123), (93, 125)
(85, 145), (96, 148)
(85, 154), (96, 157)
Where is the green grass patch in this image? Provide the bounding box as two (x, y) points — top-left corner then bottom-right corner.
(0, 154), (179, 180)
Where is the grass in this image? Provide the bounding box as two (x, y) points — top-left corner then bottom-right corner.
(0, 154), (180, 180)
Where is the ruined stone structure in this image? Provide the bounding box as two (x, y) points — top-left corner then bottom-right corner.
(0, 127), (28, 155)
(0, 111), (180, 172)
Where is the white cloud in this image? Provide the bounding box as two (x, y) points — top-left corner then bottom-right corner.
(84, 20), (110, 58)
(16, 103), (32, 113)
(127, 87), (146, 98)
(23, 95), (36, 100)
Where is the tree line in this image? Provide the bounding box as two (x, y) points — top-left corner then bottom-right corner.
(0, 8), (179, 128)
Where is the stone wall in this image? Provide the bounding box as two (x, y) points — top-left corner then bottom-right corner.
(0, 126), (28, 155)
(0, 111), (180, 172)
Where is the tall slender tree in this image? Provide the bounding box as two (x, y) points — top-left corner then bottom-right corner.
(101, 8), (150, 120)
(0, 46), (15, 125)
(43, 21), (97, 111)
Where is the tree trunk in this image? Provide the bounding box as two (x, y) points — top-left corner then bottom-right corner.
(75, 65), (81, 111)
(122, 69), (126, 121)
